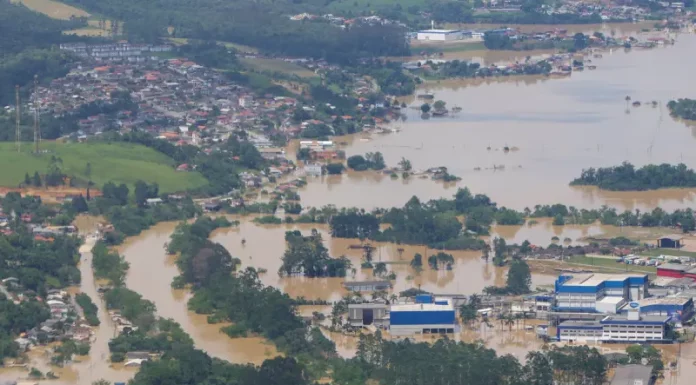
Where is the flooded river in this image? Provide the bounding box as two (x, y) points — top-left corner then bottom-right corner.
(297, 33), (696, 212)
(110, 218), (559, 361)
(7, 24), (696, 385)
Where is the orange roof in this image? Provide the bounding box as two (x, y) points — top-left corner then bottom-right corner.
(95, 66), (110, 72)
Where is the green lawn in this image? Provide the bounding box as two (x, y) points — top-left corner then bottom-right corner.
(640, 248), (696, 258)
(0, 141), (208, 193)
(240, 58), (317, 78)
(566, 255), (657, 274)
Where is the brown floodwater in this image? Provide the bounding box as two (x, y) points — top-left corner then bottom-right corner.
(208, 218), (557, 302)
(442, 21), (655, 35)
(116, 221), (280, 365)
(107, 217), (560, 362)
(296, 32), (696, 212)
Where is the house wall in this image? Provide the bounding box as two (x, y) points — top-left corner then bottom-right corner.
(390, 324), (456, 336)
(416, 32), (463, 41)
(557, 326), (603, 342)
(658, 238), (679, 248)
(601, 322), (665, 341)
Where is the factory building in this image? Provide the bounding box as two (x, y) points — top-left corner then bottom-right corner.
(557, 312), (669, 343)
(416, 29), (465, 41)
(656, 263), (696, 281)
(554, 273), (648, 313)
(347, 303), (389, 328)
(389, 295), (456, 336)
(622, 297), (694, 323)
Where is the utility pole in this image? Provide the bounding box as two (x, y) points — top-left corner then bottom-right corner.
(15, 85), (20, 153)
(33, 75), (40, 154)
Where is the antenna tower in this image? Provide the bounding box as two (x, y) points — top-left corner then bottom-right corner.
(15, 86), (20, 153)
(33, 75), (40, 154)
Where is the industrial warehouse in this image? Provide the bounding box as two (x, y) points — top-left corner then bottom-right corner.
(345, 272), (694, 344)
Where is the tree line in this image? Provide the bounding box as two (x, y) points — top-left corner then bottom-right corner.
(61, 0), (410, 65)
(571, 162), (696, 191)
(0, 1), (99, 106)
(339, 332), (607, 385)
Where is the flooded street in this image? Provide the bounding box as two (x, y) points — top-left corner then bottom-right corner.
(298, 33), (696, 212)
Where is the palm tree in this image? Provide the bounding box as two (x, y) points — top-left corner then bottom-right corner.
(505, 314), (516, 332)
(389, 294), (398, 304)
(469, 294), (481, 309)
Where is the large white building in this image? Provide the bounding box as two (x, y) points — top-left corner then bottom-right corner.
(416, 29), (464, 41)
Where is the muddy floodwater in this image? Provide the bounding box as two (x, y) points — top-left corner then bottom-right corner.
(297, 33), (696, 212)
(116, 222), (280, 365)
(109, 217), (559, 361)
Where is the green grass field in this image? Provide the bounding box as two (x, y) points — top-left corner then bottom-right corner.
(566, 255), (657, 273)
(0, 141), (208, 193)
(240, 58), (317, 78)
(640, 248), (696, 258)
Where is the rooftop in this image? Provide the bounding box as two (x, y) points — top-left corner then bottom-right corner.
(558, 320), (601, 328)
(391, 300), (453, 312)
(634, 296), (692, 306)
(601, 314), (669, 324)
(418, 29), (460, 34)
(343, 280), (391, 288)
(563, 273), (647, 286)
(598, 296), (625, 305)
(610, 364), (653, 385)
(657, 263), (691, 272)
(659, 234), (683, 241)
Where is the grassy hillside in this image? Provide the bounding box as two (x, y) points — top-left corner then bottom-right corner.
(10, 0), (90, 20)
(0, 141), (208, 193)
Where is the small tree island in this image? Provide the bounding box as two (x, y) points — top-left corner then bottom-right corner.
(570, 162), (696, 191)
(667, 98), (696, 120)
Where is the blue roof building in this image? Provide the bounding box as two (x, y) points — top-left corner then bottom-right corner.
(390, 295), (456, 336)
(555, 273), (649, 313)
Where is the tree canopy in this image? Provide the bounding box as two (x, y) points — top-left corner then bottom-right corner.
(571, 162), (696, 191)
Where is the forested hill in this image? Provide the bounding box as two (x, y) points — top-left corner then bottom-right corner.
(60, 0), (410, 64)
(0, 1), (90, 106)
(0, 1), (83, 56)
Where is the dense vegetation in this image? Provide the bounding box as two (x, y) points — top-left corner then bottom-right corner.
(337, 333), (607, 385)
(280, 230), (351, 277)
(0, 1), (89, 105)
(667, 98), (696, 121)
(0, 219), (82, 295)
(570, 162), (696, 191)
(347, 152), (386, 171)
(0, 193), (84, 363)
(75, 293), (100, 326)
(0, 294), (50, 363)
(92, 241), (129, 285)
(61, 0), (409, 64)
(105, 131), (267, 196)
(167, 217), (336, 361)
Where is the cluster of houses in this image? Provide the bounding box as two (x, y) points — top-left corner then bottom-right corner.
(3, 286), (93, 353)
